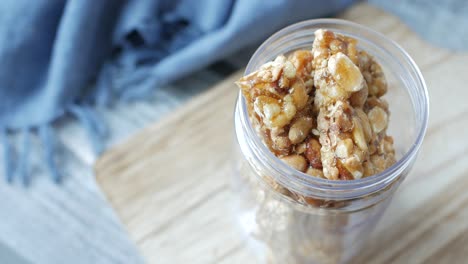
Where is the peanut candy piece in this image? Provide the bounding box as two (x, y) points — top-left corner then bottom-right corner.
(360, 52), (395, 175)
(313, 29), (364, 107)
(314, 52), (366, 108)
(359, 51), (388, 97)
(312, 29), (395, 180)
(312, 30), (364, 179)
(312, 29), (358, 68)
(317, 101), (366, 179)
(254, 94), (297, 129)
(236, 55), (312, 155)
(365, 126), (395, 176)
(237, 56), (309, 131)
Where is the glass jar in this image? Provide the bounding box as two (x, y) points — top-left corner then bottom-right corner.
(232, 19), (429, 264)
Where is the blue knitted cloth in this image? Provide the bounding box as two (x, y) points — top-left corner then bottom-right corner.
(0, 0), (354, 184)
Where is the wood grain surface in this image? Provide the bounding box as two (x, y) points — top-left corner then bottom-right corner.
(95, 3), (468, 264)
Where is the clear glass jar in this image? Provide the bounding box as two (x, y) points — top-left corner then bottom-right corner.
(232, 19), (429, 264)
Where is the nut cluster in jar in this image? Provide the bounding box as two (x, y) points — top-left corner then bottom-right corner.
(236, 29), (396, 181)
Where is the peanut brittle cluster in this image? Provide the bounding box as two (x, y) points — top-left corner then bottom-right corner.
(236, 29), (395, 181)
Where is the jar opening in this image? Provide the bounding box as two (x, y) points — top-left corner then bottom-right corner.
(236, 19), (429, 200)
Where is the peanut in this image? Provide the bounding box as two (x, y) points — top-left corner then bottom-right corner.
(328, 52), (364, 92)
(368, 106), (388, 133)
(305, 138), (322, 169)
(350, 83), (368, 107)
(280, 155), (308, 172)
(305, 167), (325, 178)
(342, 156), (364, 179)
(335, 138), (354, 158)
(355, 108), (373, 142)
(352, 116), (368, 151)
(289, 116), (314, 144)
(283, 60), (296, 79)
(290, 79), (308, 110)
(294, 142), (307, 154)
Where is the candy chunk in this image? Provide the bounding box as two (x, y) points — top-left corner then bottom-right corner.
(236, 28), (396, 181)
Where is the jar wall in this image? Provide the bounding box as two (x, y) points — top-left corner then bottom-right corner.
(233, 101), (405, 264)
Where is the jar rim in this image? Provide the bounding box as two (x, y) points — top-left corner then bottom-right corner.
(238, 18), (429, 199)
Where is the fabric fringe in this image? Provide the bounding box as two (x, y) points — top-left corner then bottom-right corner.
(18, 128), (31, 185)
(95, 63), (114, 107)
(39, 125), (61, 183)
(1, 128), (13, 183)
(69, 104), (107, 155)
(1, 104), (109, 185)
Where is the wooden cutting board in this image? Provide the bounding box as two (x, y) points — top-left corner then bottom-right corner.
(95, 3), (468, 264)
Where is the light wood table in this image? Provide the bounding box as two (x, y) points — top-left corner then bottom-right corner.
(95, 3), (468, 264)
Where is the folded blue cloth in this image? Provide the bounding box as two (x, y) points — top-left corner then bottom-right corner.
(0, 0), (354, 184)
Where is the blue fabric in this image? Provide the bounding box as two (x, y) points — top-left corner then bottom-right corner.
(370, 0), (468, 51)
(0, 0), (354, 183)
